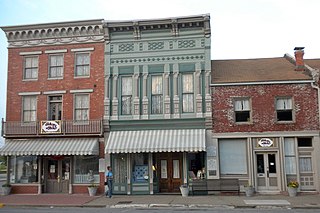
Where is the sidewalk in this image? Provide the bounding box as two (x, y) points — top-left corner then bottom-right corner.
(0, 193), (320, 209)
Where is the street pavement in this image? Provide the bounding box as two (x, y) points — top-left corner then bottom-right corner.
(0, 193), (320, 209)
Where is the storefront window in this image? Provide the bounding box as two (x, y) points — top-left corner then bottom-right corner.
(219, 139), (247, 175)
(188, 152), (205, 180)
(132, 153), (149, 183)
(74, 155), (99, 183)
(10, 156), (38, 184)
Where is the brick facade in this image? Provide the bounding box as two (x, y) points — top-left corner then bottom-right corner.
(6, 42), (105, 122)
(212, 84), (319, 133)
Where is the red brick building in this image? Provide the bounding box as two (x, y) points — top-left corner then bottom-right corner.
(1, 20), (105, 194)
(210, 48), (320, 194)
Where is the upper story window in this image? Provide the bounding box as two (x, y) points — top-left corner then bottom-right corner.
(49, 54), (63, 79)
(121, 76), (132, 115)
(276, 97), (293, 121)
(24, 56), (38, 80)
(182, 74), (194, 113)
(48, 96), (62, 120)
(151, 75), (163, 114)
(234, 98), (251, 122)
(75, 53), (90, 77)
(74, 94), (89, 121)
(22, 96), (37, 122)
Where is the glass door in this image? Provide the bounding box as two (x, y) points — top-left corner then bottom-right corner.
(256, 152), (279, 192)
(157, 153), (182, 193)
(45, 157), (70, 193)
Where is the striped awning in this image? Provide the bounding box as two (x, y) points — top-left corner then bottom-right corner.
(0, 138), (99, 156)
(105, 129), (206, 153)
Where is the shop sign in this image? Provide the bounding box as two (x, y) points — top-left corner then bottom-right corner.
(40, 120), (61, 134)
(258, 138), (273, 147)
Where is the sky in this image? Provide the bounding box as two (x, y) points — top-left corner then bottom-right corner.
(0, 0), (319, 146)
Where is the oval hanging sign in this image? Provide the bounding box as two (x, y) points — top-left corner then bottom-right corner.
(40, 120), (61, 134)
(258, 138), (273, 147)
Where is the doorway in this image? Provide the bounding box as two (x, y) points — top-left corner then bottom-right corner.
(157, 153), (183, 193)
(45, 157), (70, 193)
(255, 152), (279, 192)
(48, 96), (62, 120)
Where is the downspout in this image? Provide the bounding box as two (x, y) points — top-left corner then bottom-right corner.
(311, 82), (320, 129)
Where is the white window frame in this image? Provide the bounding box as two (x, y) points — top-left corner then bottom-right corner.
(75, 52), (90, 77)
(22, 95), (37, 123)
(23, 56), (38, 80)
(121, 76), (132, 115)
(182, 73), (194, 113)
(151, 75), (163, 114)
(48, 54), (64, 79)
(74, 94), (89, 122)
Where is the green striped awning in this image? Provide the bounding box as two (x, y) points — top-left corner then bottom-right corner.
(105, 129), (206, 153)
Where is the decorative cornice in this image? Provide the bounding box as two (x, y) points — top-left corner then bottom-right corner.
(1, 19), (104, 48)
(104, 14), (211, 39)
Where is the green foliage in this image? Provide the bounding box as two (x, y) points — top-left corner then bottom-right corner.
(287, 180), (299, 188)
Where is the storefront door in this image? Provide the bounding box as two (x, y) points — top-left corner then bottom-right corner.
(157, 153), (183, 193)
(255, 152), (279, 192)
(45, 157), (70, 193)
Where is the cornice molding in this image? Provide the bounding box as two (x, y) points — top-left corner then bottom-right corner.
(1, 19), (104, 48)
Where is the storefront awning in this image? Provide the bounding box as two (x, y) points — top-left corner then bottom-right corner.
(105, 129), (206, 153)
(0, 138), (99, 156)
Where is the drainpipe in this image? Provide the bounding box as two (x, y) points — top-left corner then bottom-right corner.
(311, 82), (320, 128)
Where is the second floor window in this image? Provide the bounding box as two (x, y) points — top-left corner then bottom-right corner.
(74, 94), (89, 121)
(24, 56), (38, 80)
(151, 75), (163, 114)
(23, 96), (37, 122)
(182, 74), (194, 113)
(234, 98), (251, 122)
(49, 55), (63, 78)
(75, 53), (90, 77)
(121, 77), (132, 115)
(276, 97), (293, 121)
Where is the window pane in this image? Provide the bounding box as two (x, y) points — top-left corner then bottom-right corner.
(285, 156), (297, 174)
(122, 96), (131, 115)
(10, 156), (38, 184)
(74, 156), (100, 183)
(122, 77), (132, 96)
(183, 94), (194, 112)
(299, 157), (312, 172)
(76, 53), (89, 76)
(284, 138), (295, 155)
(132, 153), (149, 183)
(277, 111), (292, 121)
(219, 139), (247, 175)
(183, 74), (193, 93)
(75, 94), (89, 121)
(276, 98), (292, 110)
(152, 76), (162, 94)
(151, 95), (163, 114)
(23, 96), (37, 122)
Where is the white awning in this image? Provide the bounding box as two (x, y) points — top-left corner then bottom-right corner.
(105, 129), (206, 153)
(0, 138), (99, 156)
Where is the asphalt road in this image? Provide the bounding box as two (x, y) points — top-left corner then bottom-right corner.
(0, 207), (319, 213)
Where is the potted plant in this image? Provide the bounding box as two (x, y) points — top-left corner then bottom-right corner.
(87, 170), (98, 196)
(287, 180), (299, 197)
(244, 183), (254, 197)
(88, 183), (98, 196)
(179, 184), (189, 197)
(2, 183), (12, 195)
